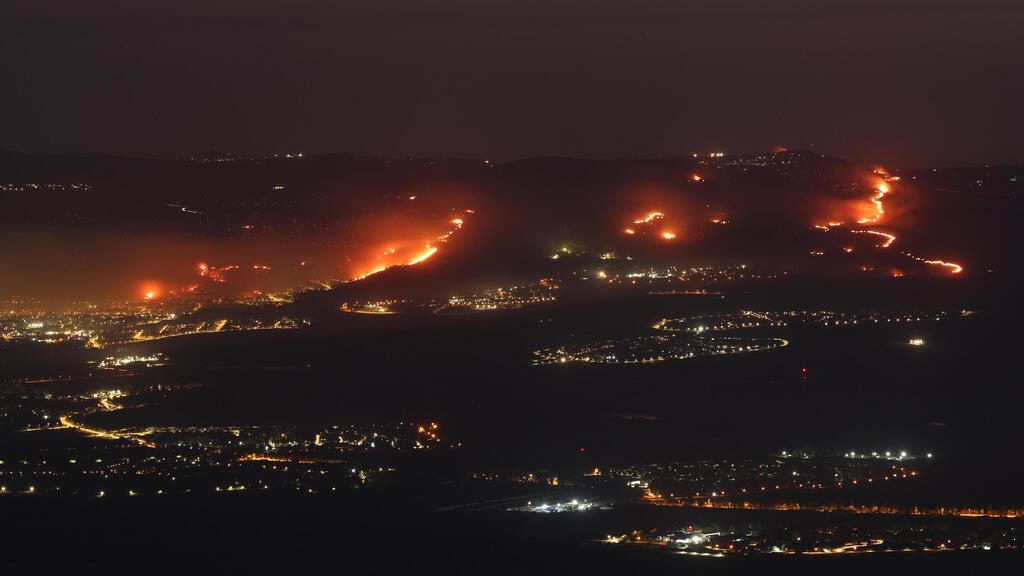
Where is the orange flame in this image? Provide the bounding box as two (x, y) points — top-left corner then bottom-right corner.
(857, 183), (889, 224)
(814, 176), (963, 275)
(851, 229), (896, 248)
(406, 246), (438, 265)
(347, 211), (471, 281)
(633, 212), (665, 225)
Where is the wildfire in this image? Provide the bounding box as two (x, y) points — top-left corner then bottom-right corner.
(197, 262), (272, 283)
(923, 260), (963, 274)
(812, 176), (963, 275)
(406, 246), (438, 265)
(347, 211), (471, 281)
(904, 254), (963, 274)
(633, 212), (665, 225)
(814, 221), (847, 231)
(857, 182), (889, 224)
(851, 229), (896, 248)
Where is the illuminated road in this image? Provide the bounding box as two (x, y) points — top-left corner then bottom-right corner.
(59, 415), (154, 448)
(94, 325), (300, 349)
(645, 494), (1022, 520)
(533, 311), (789, 365)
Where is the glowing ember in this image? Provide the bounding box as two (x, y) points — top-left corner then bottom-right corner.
(633, 212), (665, 225)
(662, 232), (677, 240)
(347, 210), (471, 281)
(624, 228), (635, 235)
(857, 183), (889, 224)
(406, 246), (438, 265)
(851, 229), (896, 248)
(813, 176), (963, 275)
(912, 256), (963, 274)
(197, 262), (272, 283)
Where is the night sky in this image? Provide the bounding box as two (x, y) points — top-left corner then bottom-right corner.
(3, 0), (1022, 168)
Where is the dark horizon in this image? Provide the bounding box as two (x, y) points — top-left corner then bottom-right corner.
(3, 0), (1023, 169)
(3, 2), (1023, 572)
(2, 147), (1022, 173)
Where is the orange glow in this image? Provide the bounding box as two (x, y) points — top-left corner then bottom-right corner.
(347, 210), (471, 281)
(856, 183), (889, 224)
(902, 250), (964, 275)
(351, 266), (387, 281)
(691, 174), (702, 182)
(843, 247), (854, 253)
(813, 176), (963, 275)
(406, 246), (438, 265)
(814, 221), (846, 231)
(851, 229), (896, 248)
(633, 212), (665, 225)
(920, 258), (963, 274)
(624, 228), (635, 235)
(662, 232), (677, 240)
(196, 262), (271, 283)
(137, 280), (163, 301)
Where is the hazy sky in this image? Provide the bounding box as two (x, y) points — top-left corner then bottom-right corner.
(2, 0), (1022, 168)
